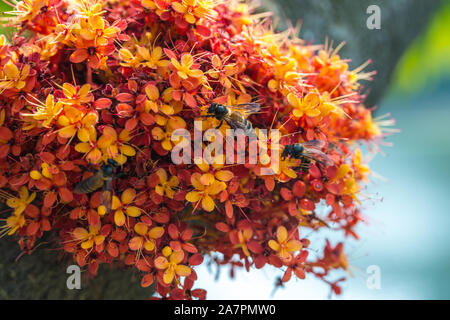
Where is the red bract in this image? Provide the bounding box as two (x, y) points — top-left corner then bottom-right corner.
(0, 0), (394, 299)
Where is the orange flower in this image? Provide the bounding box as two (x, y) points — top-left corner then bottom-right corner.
(1, 212), (26, 237)
(268, 226), (302, 262)
(118, 48), (141, 68)
(69, 46), (111, 69)
(185, 172), (226, 212)
(112, 188), (142, 226)
(6, 186), (36, 216)
(141, 0), (170, 16)
(30, 162), (55, 180)
(129, 223), (165, 252)
(74, 126), (112, 164)
(14, 0), (48, 22)
(0, 61), (30, 90)
(267, 58), (300, 94)
(100, 126), (136, 165)
(145, 84), (174, 115)
(209, 54), (239, 89)
(154, 246), (191, 284)
(57, 109), (98, 140)
(287, 92), (321, 118)
(136, 46), (170, 69)
(152, 116), (186, 151)
(61, 83), (93, 106)
(235, 228), (252, 257)
(72, 225), (105, 250)
(196, 157), (234, 183)
(170, 53), (203, 79)
(352, 148), (370, 182)
(155, 168), (179, 199)
(172, 0), (215, 24)
(21, 94), (63, 129)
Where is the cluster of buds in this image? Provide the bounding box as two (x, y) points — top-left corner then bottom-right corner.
(0, 0), (393, 299)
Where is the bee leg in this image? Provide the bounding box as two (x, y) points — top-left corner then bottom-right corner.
(77, 164), (95, 172)
(215, 120), (223, 129)
(116, 172), (127, 179)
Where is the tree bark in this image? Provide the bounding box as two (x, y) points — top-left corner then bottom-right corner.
(261, 0), (442, 106)
(0, 0), (441, 299)
(0, 237), (154, 299)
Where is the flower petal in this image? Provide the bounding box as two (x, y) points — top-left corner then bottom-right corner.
(277, 226), (288, 243)
(175, 265), (191, 277)
(201, 195), (215, 212)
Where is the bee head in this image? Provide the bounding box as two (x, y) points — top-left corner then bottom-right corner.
(101, 159), (118, 177)
(107, 158), (119, 167)
(102, 165), (115, 177)
(293, 144), (304, 154)
(281, 145), (292, 159)
(208, 102), (218, 114)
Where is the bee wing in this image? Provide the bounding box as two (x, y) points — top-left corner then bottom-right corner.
(101, 178), (113, 215)
(301, 139), (326, 150)
(304, 148), (334, 166)
(223, 113), (247, 130)
(229, 103), (261, 115)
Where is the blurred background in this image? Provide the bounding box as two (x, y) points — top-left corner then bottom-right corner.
(195, 1), (450, 299)
(0, 0), (449, 299)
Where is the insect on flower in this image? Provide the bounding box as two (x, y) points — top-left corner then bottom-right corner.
(74, 158), (121, 216)
(205, 102), (261, 136)
(281, 140), (334, 169)
(0, 0), (393, 300)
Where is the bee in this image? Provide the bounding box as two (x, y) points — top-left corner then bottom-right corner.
(74, 159), (120, 214)
(281, 140), (334, 168)
(206, 102), (261, 136)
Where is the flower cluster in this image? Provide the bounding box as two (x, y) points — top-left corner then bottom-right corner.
(0, 0), (393, 299)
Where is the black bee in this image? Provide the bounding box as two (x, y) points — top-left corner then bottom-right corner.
(206, 102), (261, 136)
(74, 159), (120, 214)
(281, 140), (334, 168)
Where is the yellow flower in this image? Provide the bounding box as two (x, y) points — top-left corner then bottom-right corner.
(209, 54), (239, 89)
(155, 168), (179, 199)
(152, 116), (186, 151)
(77, 15), (120, 46)
(100, 126), (136, 164)
(21, 94), (63, 129)
(185, 172), (226, 212)
(267, 58), (300, 94)
(145, 84), (174, 115)
(57, 109), (98, 140)
(15, 0), (47, 22)
(154, 247), (191, 284)
(287, 92), (321, 118)
(234, 228), (252, 257)
(72, 225), (105, 250)
(61, 83), (93, 106)
(0, 61), (30, 90)
(268, 226), (302, 262)
(6, 186), (36, 216)
(1, 213), (26, 237)
(353, 148), (370, 182)
(112, 188), (142, 226)
(74, 126), (109, 164)
(129, 222), (165, 252)
(118, 48), (141, 68)
(30, 162), (54, 180)
(196, 157), (234, 183)
(141, 0), (169, 16)
(170, 53), (203, 79)
(172, 0), (215, 24)
(136, 46), (170, 69)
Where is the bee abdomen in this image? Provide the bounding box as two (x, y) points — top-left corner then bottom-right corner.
(74, 173), (106, 194)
